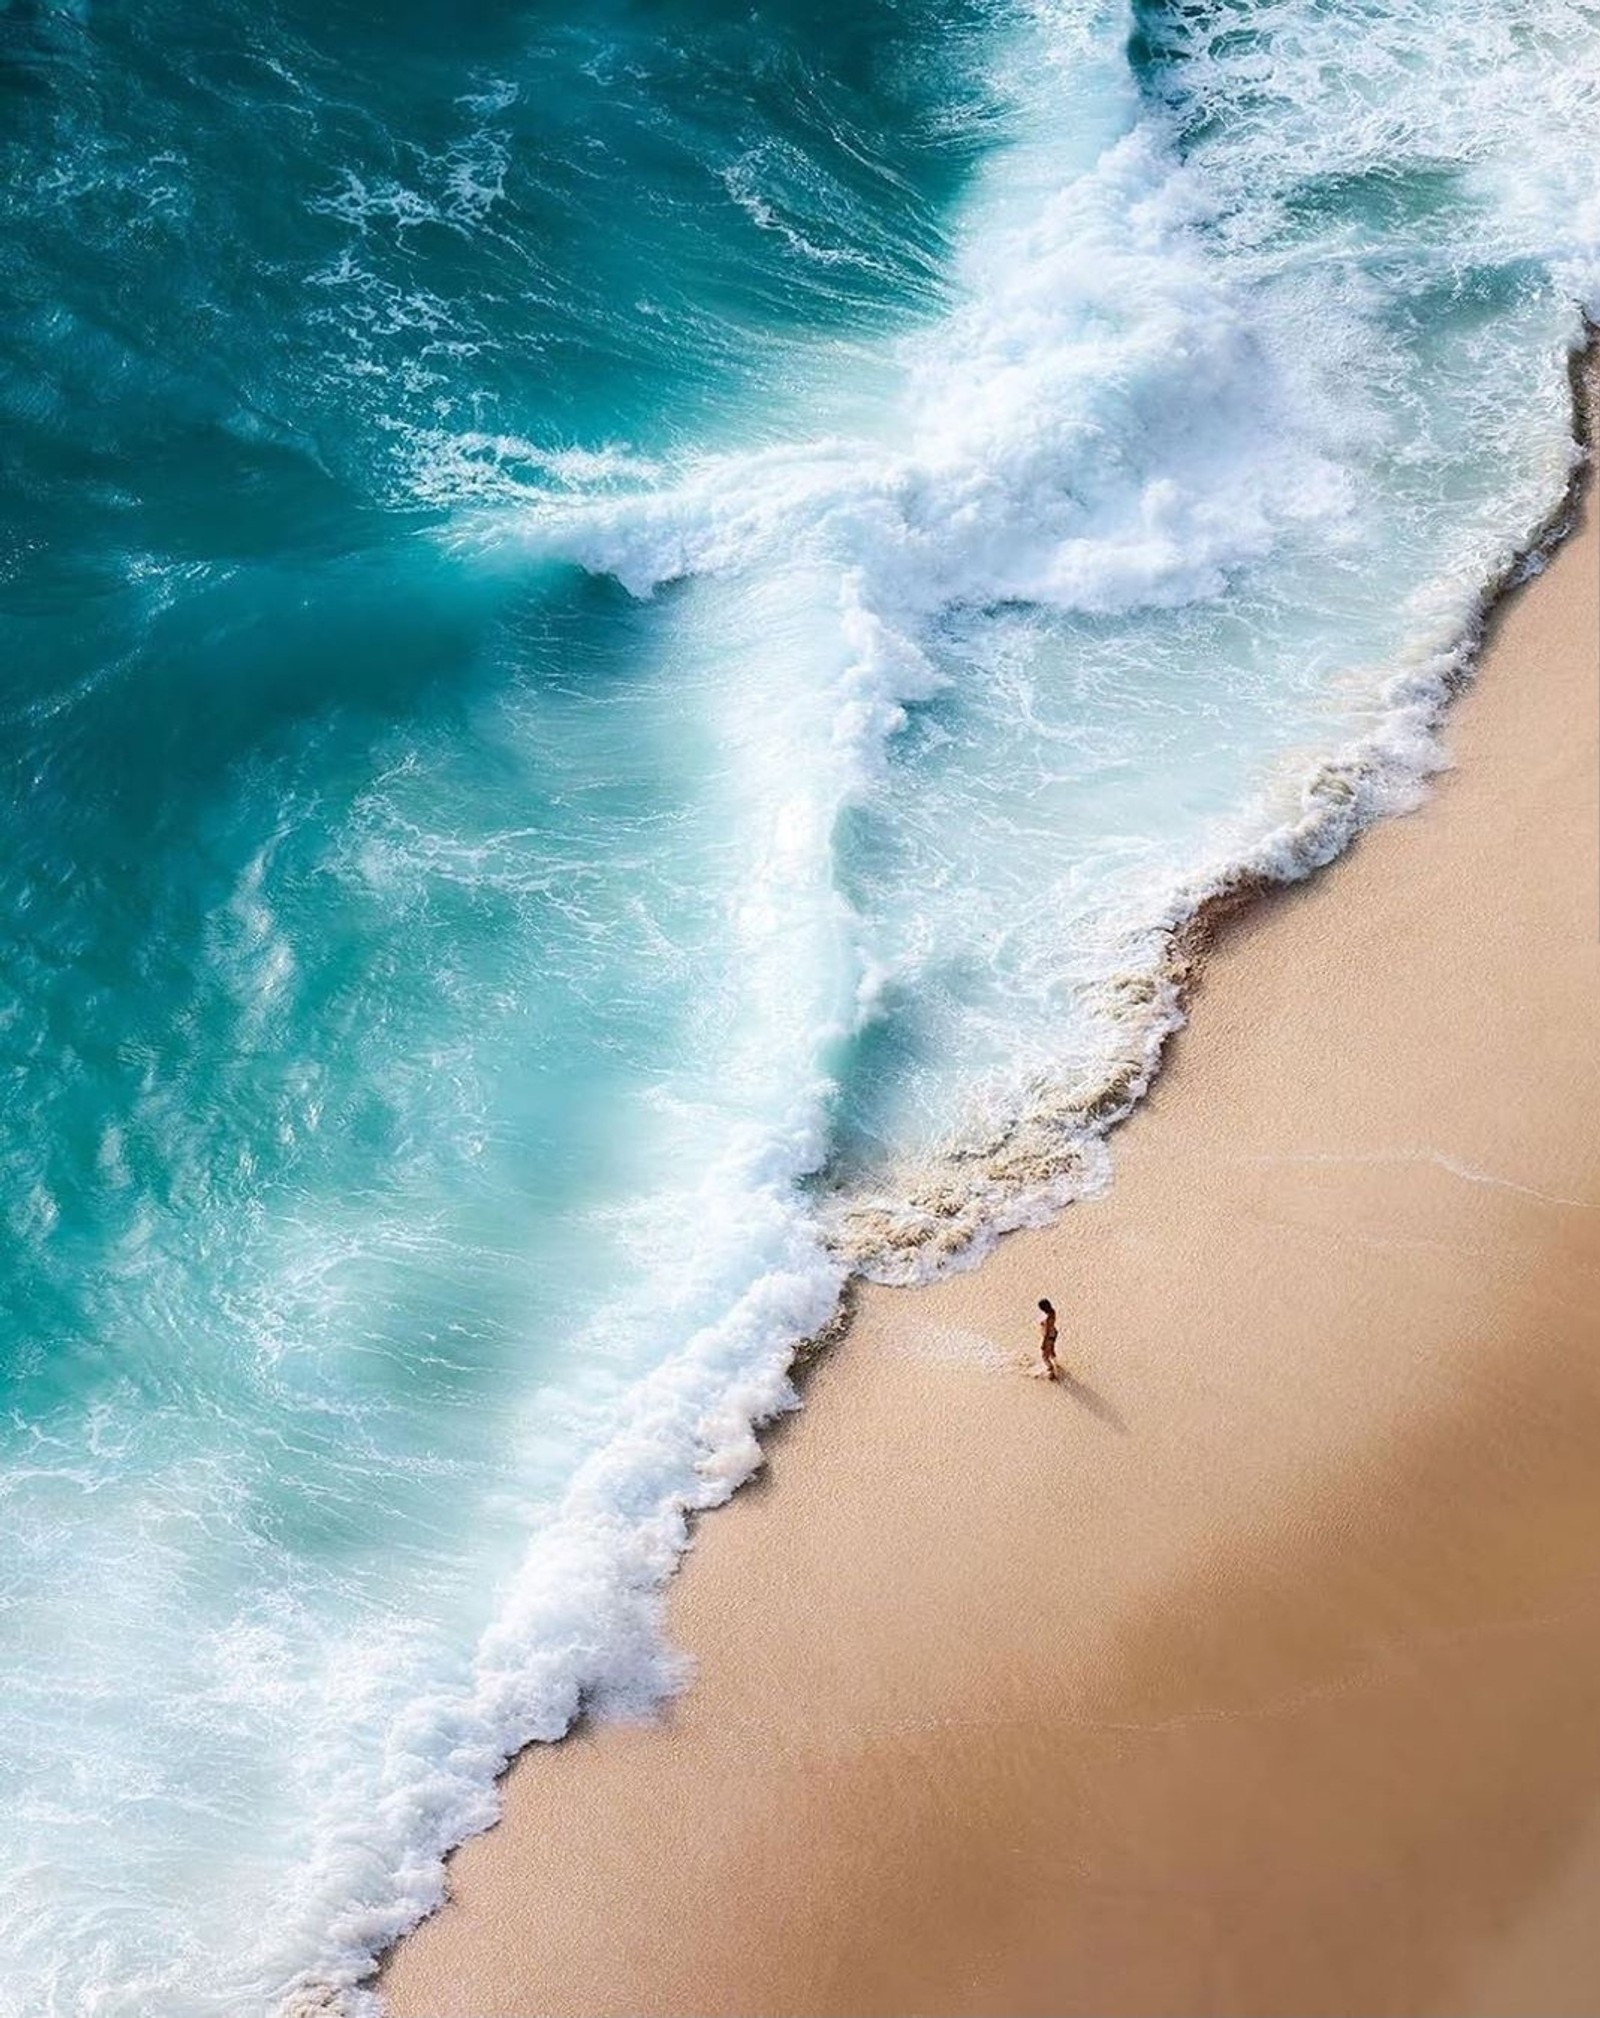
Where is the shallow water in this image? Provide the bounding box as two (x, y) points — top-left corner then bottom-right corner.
(1, 2), (1597, 2011)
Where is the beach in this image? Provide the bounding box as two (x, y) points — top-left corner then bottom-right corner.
(4, 4), (1598, 2008)
(383, 366), (1600, 2018)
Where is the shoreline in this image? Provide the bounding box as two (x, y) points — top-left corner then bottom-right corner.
(829, 330), (1593, 1286)
(380, 358), (1600, 2017)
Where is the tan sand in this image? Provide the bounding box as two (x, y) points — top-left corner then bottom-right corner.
(383, 374), (1600, 2018)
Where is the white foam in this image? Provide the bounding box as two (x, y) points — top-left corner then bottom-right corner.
(418, 0), (1593, 1302)
(721, 149), (887, 273)
(275, 1156), (845, 2016)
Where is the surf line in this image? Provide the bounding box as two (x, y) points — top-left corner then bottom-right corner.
(1234, 1148), (1598, 1214)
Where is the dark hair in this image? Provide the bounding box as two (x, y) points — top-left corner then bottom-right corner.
(1038, 1298), (1054, 1315)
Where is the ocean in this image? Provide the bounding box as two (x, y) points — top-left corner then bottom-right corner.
(1, 1), (1596, 2010)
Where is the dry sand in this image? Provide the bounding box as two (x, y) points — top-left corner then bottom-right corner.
(383, 377), (1600, 2018)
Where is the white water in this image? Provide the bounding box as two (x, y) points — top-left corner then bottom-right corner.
(470, 0), (1598, 1270)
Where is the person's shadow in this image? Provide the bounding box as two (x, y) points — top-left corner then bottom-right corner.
(1058, 1371), (1129, 1435)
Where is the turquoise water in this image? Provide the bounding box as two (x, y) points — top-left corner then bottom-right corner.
(1, 2), (1596, 2011)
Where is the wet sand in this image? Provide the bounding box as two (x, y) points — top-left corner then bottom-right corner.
(383, 371), (1600, 2018)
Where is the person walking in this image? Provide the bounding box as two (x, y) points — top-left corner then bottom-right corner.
(1037, 1297), (1061, 1381)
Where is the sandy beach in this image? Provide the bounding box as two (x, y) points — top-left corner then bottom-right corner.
(383, 363), (1600, 2018)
